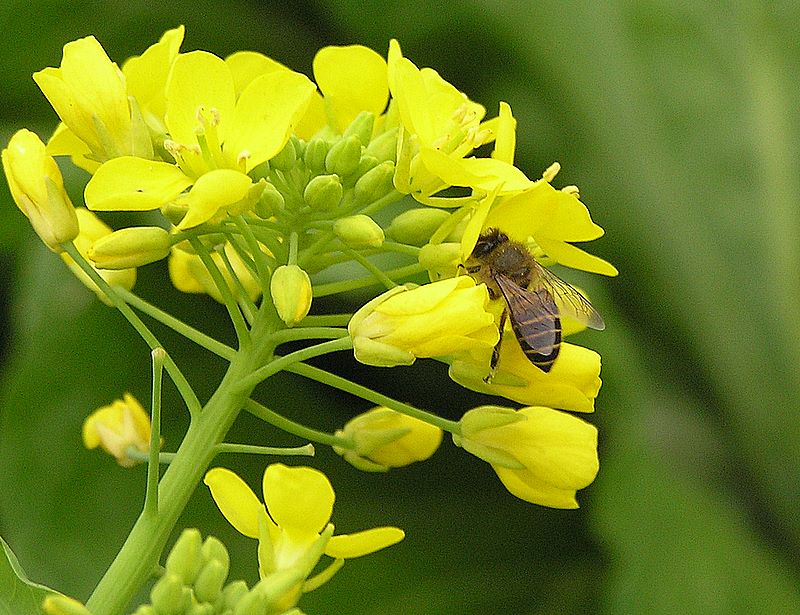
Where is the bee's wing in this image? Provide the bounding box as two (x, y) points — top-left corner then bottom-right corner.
(495, 273), (560, 362)
(535, 264), (605, 331)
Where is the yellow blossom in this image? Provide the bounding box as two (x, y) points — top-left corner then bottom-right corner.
(204, 464), (404, 605)
(334, 407), (443, 471)
(271, 264), (313, 327)
(348, 276), (498, 367)
(61, 208), (136, 304)
(454, 405), (599, 508)
(1, 129), (78, 252)
(82, 393), (153, 467)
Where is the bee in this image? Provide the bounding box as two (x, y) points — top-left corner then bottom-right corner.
(465, 228), (604, 378)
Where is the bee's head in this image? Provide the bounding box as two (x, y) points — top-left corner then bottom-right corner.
(472, 227), (509, 257)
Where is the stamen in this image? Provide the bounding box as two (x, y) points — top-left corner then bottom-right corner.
(542, 162), (561, 182)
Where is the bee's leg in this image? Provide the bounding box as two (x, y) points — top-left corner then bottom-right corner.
(484, 308), (507, 383)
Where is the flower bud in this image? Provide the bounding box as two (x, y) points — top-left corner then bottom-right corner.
(186, 604), (214, 615)
(303, 137), (330, 173)
(165, 528), (203, 585)
(42, 596), (93, 615)
(342, 110), (375, 146)
(88, 226), (171, 269)
(194, 559), (228, 604)
(232, 588), (268, 615)
(219, 580), (249, 610)
(130, 606), (157, 615)
(325, 135), (362, 176)
(150, 573), (186, 615)
(201, 535), (230, 571)
(353, 160), (395, 205)
(269, 137), (297, 171)
(365, 126), (398, 162)
(255, 181), (285, 219)
(2, 129), (78, 252)
(418, 242), (461, 276)
(270, 264), (313, 327)
(348, 277), (497, 367)
(333, 214), (384, 249)
(303, 174), (343, 210)
(387, 208), (450, 246)
(335, 407), (442, 471)
(82, 393), (153, 467)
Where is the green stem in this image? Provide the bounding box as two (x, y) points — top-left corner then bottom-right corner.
(245, 399), (351, 449)
(63, 244), (202, 415)
(287, 362), (461, 434)
(115, 287), (236, 361)
(236, 337), (353, 391)
(144, 349), (165, 516)
(343, 247), (398, 290)
(271, 326), (348, 346)
(298, 314), (353, 327)
(85, 315), (278, 615)
(313, 263), (424, 297)
(214, 442), (316, 457)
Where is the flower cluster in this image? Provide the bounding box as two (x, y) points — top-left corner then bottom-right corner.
(3, 26), (616, 613)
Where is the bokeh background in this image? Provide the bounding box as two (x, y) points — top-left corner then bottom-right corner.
(1, 1), (799, 613)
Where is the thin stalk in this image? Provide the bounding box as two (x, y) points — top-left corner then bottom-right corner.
(144, 348), (165, 516)
(213, 442), (316, 457)
(245, 399), (351, 449)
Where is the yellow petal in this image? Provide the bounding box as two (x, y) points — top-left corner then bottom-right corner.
(313, 45), (389, 133)
(493, 465), (581, 509)
(225, 70), (316, 171)
(165, 51), (236, 146)
(492, 101), (516, 165)
(85, 157), (192, 211)
(419, 148), (530, 193)
(535, 237), (619, 276)
(262, 464), (334, 535)
(225, 50), (289, 95)
(46, 123), (100, 174)
(325, 527), (405, 559)
(177, 168), (252, 229)
(204, 467), (263, 538)
(296, 91), (326, 140)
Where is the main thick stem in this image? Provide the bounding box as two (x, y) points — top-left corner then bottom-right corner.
(85, 321), (275, 615)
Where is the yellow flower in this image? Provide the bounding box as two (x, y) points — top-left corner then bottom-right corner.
(82, 393), (153, 467)
(2, 129), (78, 252)
(454, 405), (599, 508)
(334, 407), (443, 471)
(387, 40), (529, 203)
(33, 35), (152, 162)
(61, 208), (136, 304)
(271, 264), (313, 327)
(204, 464), (404, 604)
(84, 48), (316, 228)
(348, 277), (498, 367)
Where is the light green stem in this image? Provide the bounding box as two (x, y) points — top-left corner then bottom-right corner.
(144, 349), (165, 516)
(245, 399), (351, 449)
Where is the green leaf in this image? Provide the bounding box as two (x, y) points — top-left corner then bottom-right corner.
(0, 536), (58, 615)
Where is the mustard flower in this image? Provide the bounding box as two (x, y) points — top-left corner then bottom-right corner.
(84, 49), (316, 228)
(1, 129), (78, 252)
(61, 208), (136, 304)
(454, 405), (599, 508)
(82, 393), (153, 467)
(334, 407), (443, 471)
(204, 464), (404, 604)
(33, 36), (152, 163)
(349, 276), (498, 367)
(388, 40), (528, 203)
(270, 264), (313, 327)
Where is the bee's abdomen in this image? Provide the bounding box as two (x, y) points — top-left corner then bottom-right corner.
(513, 312), (561, 372)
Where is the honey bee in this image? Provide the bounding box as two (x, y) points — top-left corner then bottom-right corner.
(465, 228), (604, 378)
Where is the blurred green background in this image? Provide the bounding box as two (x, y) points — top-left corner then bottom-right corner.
(1, 1), (799, 613)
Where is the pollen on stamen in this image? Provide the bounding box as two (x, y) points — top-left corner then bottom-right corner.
(562, 185), (580, 197)
(542, 162), (561, 182)
(237, 149), (251, 168)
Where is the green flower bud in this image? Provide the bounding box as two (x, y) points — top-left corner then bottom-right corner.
(194, 559), (228, 603)
(271, 264), (313, 327)
(418, 242), (461, 274)
(88, 226), (171, 269)
(303, 138), (330, 173)
(387, 208), (451, 246)
(130, 606), (157, 615)
(303, 174), (342, 210)
(325, 135), (362, 177)
(42, 596), (93, 615)
(150, 573), (185, 615)
(255, 182), (285, 219)
(201, 535), (230, 571)
(354, 154), (379, 178)
(353, 160), (395, 205)
(219, 580), (249, 610)
(459, 405), (527, 436)
(365, 127), (398, 162)
(165, 529), (203, 585)
(233, 589), (267, 615)
(342, 110), (375, 146)
(333, 214), (384, 249)
(269, 137), (297, 171)
(186, 603), (214, 615)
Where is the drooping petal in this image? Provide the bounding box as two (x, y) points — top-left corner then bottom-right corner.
(165, 51), (236, 146)
(535, 237), (619, 276)
(419, 148), (530, 194)
(204, 467), (264, 538)
(85, 157), (192, 211)
(262, 464), (334, 536)
(225, 70), (316, 171)
(313, 45), (389, 133)
(325, 527), (405, 559)
(493, 465), (582, 509)
(177, 168), (252, 229)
